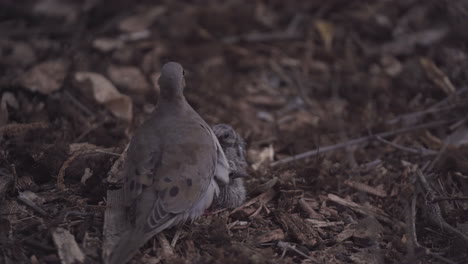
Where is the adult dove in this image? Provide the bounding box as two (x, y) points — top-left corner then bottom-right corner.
(108, 62), (232, 264)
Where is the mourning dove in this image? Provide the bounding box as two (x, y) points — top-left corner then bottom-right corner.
(211, 124), (247, 209)
(108, 62), (232, 264)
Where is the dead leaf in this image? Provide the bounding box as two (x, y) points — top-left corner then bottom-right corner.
(0, 92), (18, 126)
(74, 72), (133, 122)
(93, 38), (123, 53)
(19, 60), (69, 94)
(107, 65), (150, 93)
(249, 145), (275, 170)
(119, 6), (166, 32)
(315, 20), (334, 52)
(33, 0), (79, 23)
(420, 57), (456, 95)
(380, 55), (402, 77)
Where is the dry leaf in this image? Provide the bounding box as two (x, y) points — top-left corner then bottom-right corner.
(0, 92), (19, 126)
(19, 60), (68, 94)
(315, 20), (334, 52)
(249, 145), (275, 170)
(107, 65), (150, 93)
(74, 72), (133, 122)
(119, 6), (166, 32)
(380, 55), (402, 77)
(34, 0), (79, 23)
(420, 57), (456, 95)
(93, 38), (123, 53)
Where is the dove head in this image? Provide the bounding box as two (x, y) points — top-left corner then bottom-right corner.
(213, 124), (247, 169)
(159, 62), (186, 100)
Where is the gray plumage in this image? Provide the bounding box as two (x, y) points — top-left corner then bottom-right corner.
(211, 124), (247, 209)
(108, 62), (231, 264)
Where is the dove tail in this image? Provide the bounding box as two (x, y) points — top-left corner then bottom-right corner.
(106, 216), (177, 264)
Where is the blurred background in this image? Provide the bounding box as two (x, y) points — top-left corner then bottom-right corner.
(1, 0), (468, 263)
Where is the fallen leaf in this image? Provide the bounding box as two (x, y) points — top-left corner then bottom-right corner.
(74, 72), (133, 122)
(119, 6), (166, 32)
(315, 20), (334, 52)
(33, 0), (79, 23)
(93, 38), (123, 53)
(19, 60), (69, 94)
(420, 57), (456, 95)
(249, 145), (275, 170)
(0, 92), (19, 126)
(108, 65), (150, 93)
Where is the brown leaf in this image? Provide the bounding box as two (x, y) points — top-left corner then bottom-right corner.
(19, 60), (69, 94)
(107, 65), (150, 93)
(74, 72), (133, 122)
(119, 6), (166, 32)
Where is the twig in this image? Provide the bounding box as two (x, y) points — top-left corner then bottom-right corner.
(431, 196), (468, 202)
(327, 194), (402, 227)
(223, 15), (303, 44)
(416, 169), (468, 243)
(64, 90), (94, 117)
(271, 120), (451, 167)
(57, 148), (120, 190)
(376, 136), (437, 156)
(386, 87), (468, 125)
(343, 180), (387, 198)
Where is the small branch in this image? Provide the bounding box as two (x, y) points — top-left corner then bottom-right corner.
(416, 169), (468, 243)
(431, 196), (468, 202)
(376, 136), (437, 156)
(271, 120), (451, 167)
(327, 193), (402, 227)
(223, 15), (303, 44)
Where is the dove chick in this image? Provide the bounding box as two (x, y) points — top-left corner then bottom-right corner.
(211, 124), (247, 209)
(108, 62), (231, 264)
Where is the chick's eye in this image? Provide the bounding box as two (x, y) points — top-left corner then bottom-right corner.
(182, 70), (185, 76)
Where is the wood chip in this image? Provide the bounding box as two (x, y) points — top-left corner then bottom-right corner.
(298, 198), (324, 219)
(52, 227), (86, 264)
(327, 194), (398, 226)
(256, 228), (286, 244)
(274, 211), (319, 247)
(344, 180), (387, 198)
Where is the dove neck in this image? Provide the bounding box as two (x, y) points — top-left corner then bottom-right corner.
(157, 94), (188, 110)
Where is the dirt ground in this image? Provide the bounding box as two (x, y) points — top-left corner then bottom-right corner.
(1, 0), (468, 263)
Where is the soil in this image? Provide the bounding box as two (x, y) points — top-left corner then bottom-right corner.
(1, 0), (468, 263)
